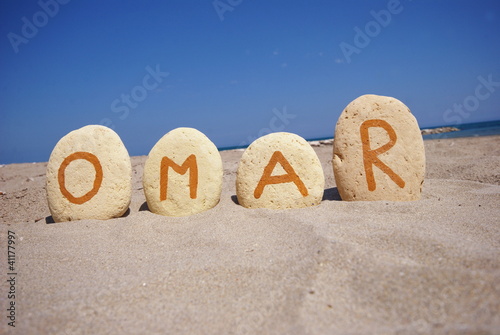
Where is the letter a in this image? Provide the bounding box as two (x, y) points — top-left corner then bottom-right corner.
(7, 32), (29, 54)
(254, 151), (308, 199)
(160, 155), (198, 201)
(360, 119), (405, 191)
(213, 0), (234, 21)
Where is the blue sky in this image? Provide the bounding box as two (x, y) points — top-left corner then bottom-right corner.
(1, 0), (499, 164)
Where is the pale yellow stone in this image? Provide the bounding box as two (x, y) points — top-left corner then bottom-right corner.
(236, 132), (324, 209)
(143, 127), (223, 216)
(333, 94), (425, 201)
(46, 125), (132, 222)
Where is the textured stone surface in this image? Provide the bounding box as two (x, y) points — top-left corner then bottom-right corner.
(46, 125), (132, 222)
(143, 127), (223, 216)
(236, 132), (324, 209)
(333, 94), (425, 201)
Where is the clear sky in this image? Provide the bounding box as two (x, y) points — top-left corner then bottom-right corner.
(1, 0), (499, 164)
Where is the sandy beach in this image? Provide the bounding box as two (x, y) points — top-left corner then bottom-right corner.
(1, 135), (499, 334)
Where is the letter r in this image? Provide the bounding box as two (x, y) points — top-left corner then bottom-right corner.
(360, 119), (405, 191)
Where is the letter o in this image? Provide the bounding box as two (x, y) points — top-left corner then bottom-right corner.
(33, 11), (49, 27)
(58, 152), (103, 204)
(131, 85), (147, 102)
(463, 95), (479, 112)
(365, 21), (381, 37)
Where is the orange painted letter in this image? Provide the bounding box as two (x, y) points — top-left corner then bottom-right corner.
(160, 154), (198, 201)
(360, 119), (405, 191)
(58, 151), (103, 204)
(254, 151), (308, 199)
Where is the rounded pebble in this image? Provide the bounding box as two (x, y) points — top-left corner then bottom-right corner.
(143, 127), (223, 216)
(236, 132), (324, 209)
(333, 94), (425, 201)
(46, 125), (132, 222)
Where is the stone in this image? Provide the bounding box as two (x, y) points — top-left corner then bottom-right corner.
(420, 127), (460, 135)
(143, 127), (223, 216)
(46, 125), (132, 222)
(236, 132), (324, 209)
(333, 94), (425, 201)
(320, 139), (334, 145)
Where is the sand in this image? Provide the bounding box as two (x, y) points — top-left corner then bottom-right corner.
(1, 135), (499, 334)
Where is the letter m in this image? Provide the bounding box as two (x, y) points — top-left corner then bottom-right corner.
(160, 155), (198, 200)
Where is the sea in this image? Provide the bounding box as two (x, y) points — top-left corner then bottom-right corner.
(420, 120), (500, 140)
(220, 120), (500, 151)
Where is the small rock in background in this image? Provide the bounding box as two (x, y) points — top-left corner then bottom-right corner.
(333, 94), (425, 201)
(307, 139), (334, 147)
(46, 125), (132, 222)
(319, 139), (334, 145)
(236, 132), (324, 209)
(309, 141), (321, 147)
(143, 127), (223, 217)
(421, 127), (460, 135)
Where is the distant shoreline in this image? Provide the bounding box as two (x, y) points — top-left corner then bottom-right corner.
(219, 119), (500, 151)
(1, 120), (499, 164)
